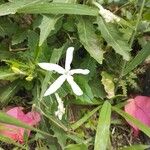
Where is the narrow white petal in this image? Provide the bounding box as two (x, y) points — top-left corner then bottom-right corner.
(38, 63), (65, 74)
(70, 69), (90, 75)
(65, 47), (74, 71)
(44, 75), (66, 96)
(67, 76), (83, 96)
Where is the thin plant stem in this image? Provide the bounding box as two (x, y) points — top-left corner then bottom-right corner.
(37, 100), (69, 132)
(115, 0), (146, 93)
(129, 0), (146, 47)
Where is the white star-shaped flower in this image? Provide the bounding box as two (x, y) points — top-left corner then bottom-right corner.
(38, 47), (90, 96)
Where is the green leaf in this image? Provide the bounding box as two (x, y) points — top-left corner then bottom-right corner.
(41, 106), (69, 132)
(65, 144), (88, 150)
(94, 101), (111, 150)
(12, 29), (27, 45)
(97, 17), (131, 61)
(71, 106), (101, 130)
(77, 16), (104, 64)
(18, 3), (98, 16)
(121, 144), (150, 150)
(66, 134), (85, 144)
(0, 81), (20, 107)
(63, 16), (76, 32)
(27, 30), (39, 60)
(0, 0), (5, 5)
(39, 15), (62, 46)
(51, 124), (67, 149)
(89, 76), (106, 99)
(123, 42), (150, 76)
(0, 51), (17, 60)
(80, 55), (97, 80)
(0, 0), (49, 16)
(0, 17), (18, 37)
(0, 68), (17, 80)
(112, 106), (150, 137)
(101, 71), (115, 99)
(74, 76), (100, 105)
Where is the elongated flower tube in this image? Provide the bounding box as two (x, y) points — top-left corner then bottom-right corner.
(55, 93), (65, 120)
(38, 47), (90, 96)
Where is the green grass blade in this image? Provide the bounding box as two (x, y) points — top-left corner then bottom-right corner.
(0, 72), (16, 80)
(123, 42), (150, 76)
(0, 68), (17, 80)
(0, 0), (48, 16)
(94, 101), (111, 150)
(0, 134), (26, 149)
(121, 144), (150, 150)
(0, 81), (20, 107)
(0, 111), (53, 138)
(18, 3), (98, 16)
(71, 106), (101, 130)
(40, 110), (69, 132)
(65, 143), (88, 150)
(66, 134), (85, 144)
(112, 106), (150, 137)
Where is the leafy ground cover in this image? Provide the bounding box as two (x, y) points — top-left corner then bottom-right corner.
(0, 0), (150, 149)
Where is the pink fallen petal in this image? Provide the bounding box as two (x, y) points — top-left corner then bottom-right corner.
(0, 107), (41, 143)
(6, 107), (25, 119)
(124, 96), (150, 136)
(25, 112), (41, 126)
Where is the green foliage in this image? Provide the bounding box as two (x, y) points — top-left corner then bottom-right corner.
(113, 106), (150, 137)
(123, 42), (150, 76)
(0, 67), (17, 80)
(77, 16), (104, 64)
(65, 143), (88, 150)
(0, 81), (20, 108)
(97, 17), (131, 61)
(118, 72), (140, 96)
(89, 76), (106, 99)
(38, 15), (62, 46)
(18, 3), (99, 16)
(94, 101), (111, 150)
(121, 145), (150, 150)
(71, 106), (100, 130)
(0, 17), (18, 37)
(0, 0), (49, 16)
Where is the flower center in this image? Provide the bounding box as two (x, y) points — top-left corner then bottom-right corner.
(64, 70), (71, 76)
